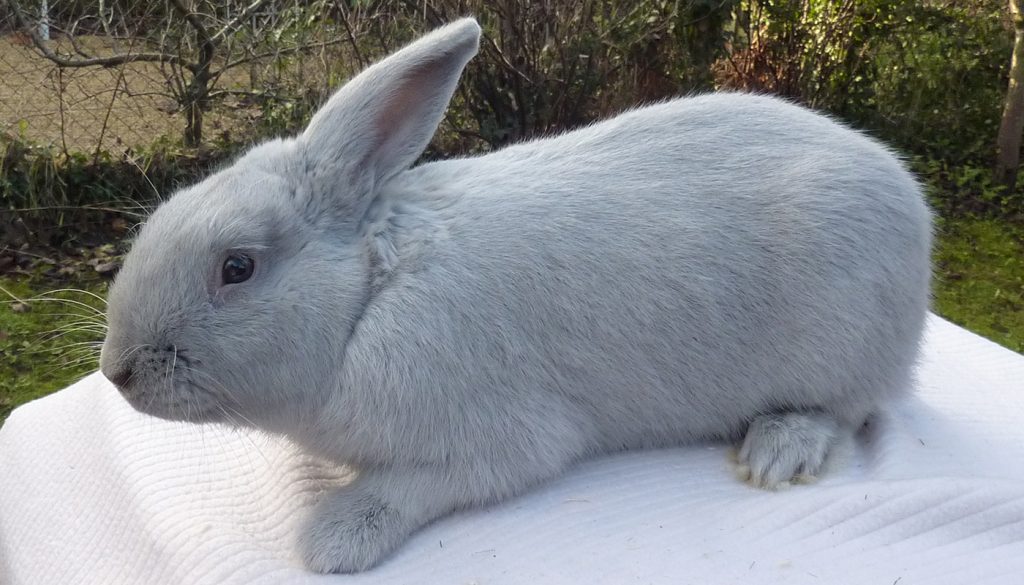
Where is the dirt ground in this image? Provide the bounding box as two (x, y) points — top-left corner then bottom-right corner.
(0, 34), (251, 152)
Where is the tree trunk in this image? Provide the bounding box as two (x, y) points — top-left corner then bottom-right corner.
(996, 0), (1024, 191)
(183, 41), (215, 148)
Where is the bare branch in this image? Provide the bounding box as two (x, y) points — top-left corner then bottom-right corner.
(94, 62), (129, 162)
(336, 1), (367, 69)
(207, 88), (278, 100)
(212, 38), (347, 77)
(5, 0), (195, 71)
(65, 26), (95, 59)
(212, 0), (274, 46)
(30, 43), (191, 70)
(481, 32), (533, 84)
(169, 0), (213, 45)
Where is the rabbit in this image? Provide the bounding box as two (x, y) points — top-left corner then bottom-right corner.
(98, 17), (932, 573)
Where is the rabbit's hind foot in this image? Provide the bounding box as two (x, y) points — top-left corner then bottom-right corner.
(733, 411), (840, 490)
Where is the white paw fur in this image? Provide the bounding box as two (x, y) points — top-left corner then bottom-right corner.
(300, 490), (407, 573)
(736, 412), (840, 489)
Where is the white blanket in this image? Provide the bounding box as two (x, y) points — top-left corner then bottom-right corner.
(1, 314), (1022, 585)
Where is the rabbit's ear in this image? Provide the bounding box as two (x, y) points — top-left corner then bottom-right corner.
(295, 18), (480, 212)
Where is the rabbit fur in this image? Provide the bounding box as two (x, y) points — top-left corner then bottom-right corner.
(99, 18), (932, 573)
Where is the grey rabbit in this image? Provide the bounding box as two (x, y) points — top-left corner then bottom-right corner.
(99, 18), (932, 573)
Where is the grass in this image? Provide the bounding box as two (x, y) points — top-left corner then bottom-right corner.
(1, 215), (1022, 426)
(933, 216), (1024, 353)
(0, 276), (108, 423)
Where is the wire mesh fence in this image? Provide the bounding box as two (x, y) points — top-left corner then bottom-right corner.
(0, 0), (360, 155)
(1, 30), (182, 153)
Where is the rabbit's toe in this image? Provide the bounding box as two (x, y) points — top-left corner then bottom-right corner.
(736, 412), (839, 489)
(299, 492), (408, 573)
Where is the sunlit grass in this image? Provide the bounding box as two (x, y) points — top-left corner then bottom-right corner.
(933, 216), (1024, 353)
(0, 276), (108, 423)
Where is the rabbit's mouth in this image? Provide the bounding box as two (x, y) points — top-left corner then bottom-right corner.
(102, 341), (244, 424)
(118, 375), (234, 425)
(111, 363), (240, 426)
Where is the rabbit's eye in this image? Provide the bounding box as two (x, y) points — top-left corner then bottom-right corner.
(222, 254), (255, 285)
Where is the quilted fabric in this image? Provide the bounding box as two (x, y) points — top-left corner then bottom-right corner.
(1, 314), (1022, 584)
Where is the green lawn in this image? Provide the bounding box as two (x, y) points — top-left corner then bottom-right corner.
(0, 277), (108, 422)
(933, 217), (1024, 353)
(1, 216), (1022, 425)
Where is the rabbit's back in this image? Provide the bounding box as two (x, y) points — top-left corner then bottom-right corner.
(340, 93), (930, 463)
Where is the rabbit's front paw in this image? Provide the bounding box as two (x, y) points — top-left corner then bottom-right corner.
(735, 412), (839, 489)
(299, 490), (408, 573)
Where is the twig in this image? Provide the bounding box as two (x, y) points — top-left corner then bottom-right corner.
(6, 0), (195, 71)
(337, 2), (367, 69)
(94, 62), (128, 163)
(56, 67), (69, 156)
(213, 38), (347, 76)
(169, 0), (213, 45)
(212, 0), (273, 45)
(207, 88), (278, 100)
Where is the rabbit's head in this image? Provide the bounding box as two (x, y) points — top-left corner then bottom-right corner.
(99, 19), (481, 428)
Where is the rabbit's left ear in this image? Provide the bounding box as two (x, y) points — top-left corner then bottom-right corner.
(295, 18), (480, 214)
